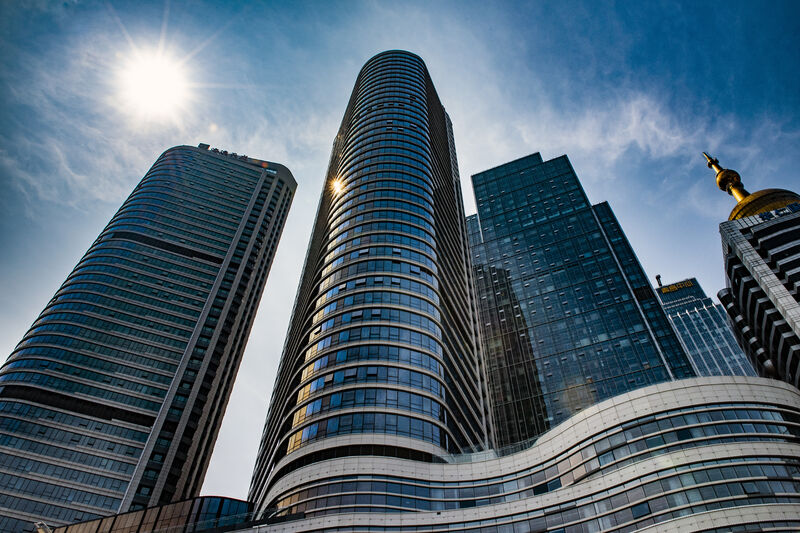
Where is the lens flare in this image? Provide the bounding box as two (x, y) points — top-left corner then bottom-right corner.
(331, 178), (345, 195)
(118, 50), (190, 121)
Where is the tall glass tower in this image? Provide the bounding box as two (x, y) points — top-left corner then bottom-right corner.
(0, 144), (296, 531)
(249, 50), (489, 517)
(656, 277), (756, 377)
(467, 153), (695, 448)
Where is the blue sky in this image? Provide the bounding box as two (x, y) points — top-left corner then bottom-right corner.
(1, 0), (798, 499)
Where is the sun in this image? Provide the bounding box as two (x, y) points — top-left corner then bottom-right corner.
(118, 50), (190, 121)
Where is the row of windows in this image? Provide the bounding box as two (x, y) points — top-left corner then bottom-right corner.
(339, 144), (432, 180)
(0, 432), (136, 475)
(344, 116), (429, 156)
(341, 135), (430, 173)
(341, 160), (435, 189)
(0, 495), (101, 530)
(87, 239), (219, 275)
(0, 471), (121, 511)
(297, 365), (445, 405)
(329, 221), (435, 251)
(9, 347), (173, 386)
(333, 196), (434, 228)
(69, 264), (208, 300)
(301, 345), (444, 382)
(135, 176), (248, 215)
(1, 359), (167, 398)
(0, 372), (163, 412)
(0, 400), (149, 443)
(58, 281), (201, 317)
(0, 451), (128, 493)
(33, 312), (189, 349)
(341, 153), (431, 186)
(50, 294), (197, 331)
(114, 205), (235, 244)
(310, 306), (441, 342)
(64, 273), (205, 309)
(351, 90), (427, 116)
(330, 187), (433, 225)
(22, 323), (183, 361)
(304, 325), (443, 362)
(43, 302), (194, 338)
(0, 416), (141, 459)
(292, 387), (445, 428)
(337, 171), (433, 201)
(326, 233), (436, 266)
(117, 193), (241, 233)
(15, 333), (178, 371)
(76, 253), (214, 290)
(322, 246), (436, 279)
(315, 290), (440, 324)
(106, 217), (229, 254)
(318, 275), (438, 309)
(287, 411), (445, 454)
(319, 259), (437, 294)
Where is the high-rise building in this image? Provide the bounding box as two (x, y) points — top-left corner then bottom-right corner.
(249, 49), (489, 518)
(467, 153), (695, 447)
(0, 144), (296, 532)
(705, 153), (800, 388)
(655, 277), (756, 377)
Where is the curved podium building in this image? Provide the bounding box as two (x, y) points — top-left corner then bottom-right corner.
(249, 50), (489, 514)
(257, 377), (800, 533)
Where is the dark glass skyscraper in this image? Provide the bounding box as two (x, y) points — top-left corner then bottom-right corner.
(249, 50), (488, 517)
(467, 153), (695, 447)
(656, 277), (755, 377)
(0, 144), (296, 532)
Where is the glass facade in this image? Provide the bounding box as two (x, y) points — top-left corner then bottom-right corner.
(656, 277), (755, 377)
(249, 50), (488, 516)
(467, 153), (695, 448)
(0, 145), (295, 531)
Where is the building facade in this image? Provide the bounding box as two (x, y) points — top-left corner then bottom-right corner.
(249, 50), (489, 518)
(467, 153), (695, 447)
(705, 153), (800, 388)
(253, 377), (800, 533)
(656, 277), (755, 377)
(0, 144), (296, 531)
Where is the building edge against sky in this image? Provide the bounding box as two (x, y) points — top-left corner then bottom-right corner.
(0, 144), (296, 532)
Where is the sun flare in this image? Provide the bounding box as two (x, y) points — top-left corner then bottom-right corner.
(118, 50), (190, 121)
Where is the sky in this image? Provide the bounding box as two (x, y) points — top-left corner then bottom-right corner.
(1, 0), (799, 500)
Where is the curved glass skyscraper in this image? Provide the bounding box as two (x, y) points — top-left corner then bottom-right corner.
(0, 144), (296, 532)
(250, 51), (489, 514)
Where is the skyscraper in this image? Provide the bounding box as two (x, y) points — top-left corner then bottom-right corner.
(467, 153), (695, 447)
(249, 50), (489, 518)
(705, 153), (800, 387)
(0, 144), (296, 532)
(656, 277), (755, 377)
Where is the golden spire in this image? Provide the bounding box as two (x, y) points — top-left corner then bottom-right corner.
(703, 152), (749, 202)
(704, 152), (800, 220)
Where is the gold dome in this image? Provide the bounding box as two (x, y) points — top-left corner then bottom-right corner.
(704, 152), (800, 221)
